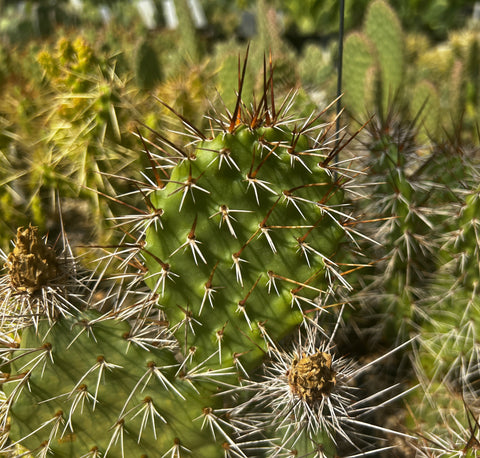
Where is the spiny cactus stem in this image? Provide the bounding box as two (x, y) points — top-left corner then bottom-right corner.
(198, 262), (220, 315)
(215, 322), (228, 364)
(215, 148), (241, 171)
(246, 176), (277, 205)
(7, 409), (64, 452)
(197, 407), (239, 451)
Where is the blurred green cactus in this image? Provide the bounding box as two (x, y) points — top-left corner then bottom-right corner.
(342, 0), (442, 138)
(343, 31), (377, 118)
(343, 0), (404, 120)
(134, 38), (163, 91)
(364, 0), (405, 114)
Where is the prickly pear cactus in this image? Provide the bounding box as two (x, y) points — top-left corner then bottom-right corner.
(0, 225), (222, 457)
(343, 0), (404, 120)
(0, 55), (398, 457)
(364, 0), (404, 112)
(123, 54), (361, 455)
(143, 91), (348, 371)
(342, 31), (377, 118)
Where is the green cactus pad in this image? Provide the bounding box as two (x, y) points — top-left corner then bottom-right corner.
(144, 120), (348, 373)
(342, 32), (377, 118)
(364, 0), (404, 112)
(2, 310), (236, 456)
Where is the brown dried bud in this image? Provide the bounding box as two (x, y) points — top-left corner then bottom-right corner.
(5, 225), (60, 294)
(288, 351), (336, 405)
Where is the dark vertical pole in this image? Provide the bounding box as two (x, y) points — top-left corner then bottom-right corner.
(335, 0), (345, 170)
(336, 0), (345, 123)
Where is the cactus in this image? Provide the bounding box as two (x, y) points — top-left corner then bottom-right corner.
(342, 0), (405, 120)
(404, 27), (480, 142)
(364, 0), (404, 114)
(346, 97), (480, 454)
(406, 149), (480, 456)
(352, 97), (468, 348)
(30, 35), (145, 243)
(342, 31), (377, 118)
(410, 80), (440, 139)
(139, 51), (352, 381)
(0, 53), (408, 457)
(354, 107), (426, 342)
(134, 38), (163, 91)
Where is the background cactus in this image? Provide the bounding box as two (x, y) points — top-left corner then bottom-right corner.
(342, 31), (377, 118)
(408, 159), (480, 456)
(343, 0), (405, 120)
(342, 0), (442, 138)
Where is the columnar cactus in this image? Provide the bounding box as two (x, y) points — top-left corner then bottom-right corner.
(353, 107), (438, 344)
(406, 150), (480, 456)
(0, 54), (406, 457)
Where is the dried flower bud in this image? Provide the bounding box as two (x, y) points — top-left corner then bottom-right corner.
(288, 351), (336, 404)
(6, 225), (59, 294)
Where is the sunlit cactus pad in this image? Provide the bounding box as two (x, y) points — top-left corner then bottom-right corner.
(144, 111), (349, 371)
